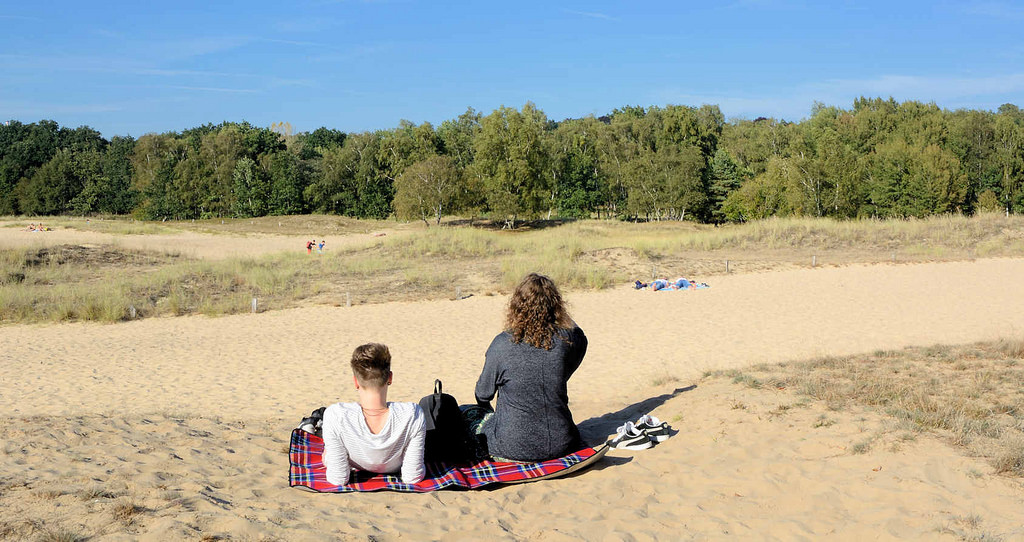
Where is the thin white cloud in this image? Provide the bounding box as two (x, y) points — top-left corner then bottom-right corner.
(0, 100), (124, 116)
(724, 0), (802, 10)
(812, 73), (1024, 101)
(268, 77), (317, 88)
(0, 14), (43, 21)
(0, 54), (313, 88)
(90, 28), (123, 39)
(0, 53), (149, 73)
(163, 85), (260, 93)
(154, 36), (254, 60)
(562, 9), (617, 21)
(962, 1), (1024, 19)
(136, 68), (262, 78)
(273, 17), (338, 33)
(308, 43), (395, 63)
(655, 72), (1024, 120)
(262, 38), (332, 48)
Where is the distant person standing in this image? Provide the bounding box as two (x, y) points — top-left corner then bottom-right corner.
(307, 240), (314, 255)
(318, 240), (326, 254)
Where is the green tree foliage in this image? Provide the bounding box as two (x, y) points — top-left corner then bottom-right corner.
(864, 140), (967, 218)
(232, 156), (269, 218)
(265, 150), (309, 216)
(598, 104), (719, 220)
(4, 98), (1024, 223)
(948, 109), (998, 211)
(721, 156), (790, 221)
(305, 132), (392, 218)
(438, 108), (485, 214)
(438, 108), (481, 169)
(551, 117), (605, 218)
(393, 155), (463, 225)
(719, 117), (794, 176)
(1, 120), (62, 214)
(297, 127), (346, 160)
(16, 149), (84, 215)
(708, 149), (749, 222)
(474, 103), (552, 227)
(131, 133), (186, 219)
(994, 104), (1024, 213)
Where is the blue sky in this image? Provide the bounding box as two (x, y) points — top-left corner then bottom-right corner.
(2, 0), (1024, 138)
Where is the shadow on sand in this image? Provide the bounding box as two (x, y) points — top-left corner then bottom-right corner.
(577, 385), (697, 446)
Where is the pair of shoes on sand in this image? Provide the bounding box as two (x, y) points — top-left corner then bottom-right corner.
(608, 415), (671, 450)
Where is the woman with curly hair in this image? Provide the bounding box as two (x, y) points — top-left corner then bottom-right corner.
(472, 273), (588, 461)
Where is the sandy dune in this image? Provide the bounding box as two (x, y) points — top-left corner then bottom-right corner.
(0, 226), (395, 260)
(2, 257), (1024, 540)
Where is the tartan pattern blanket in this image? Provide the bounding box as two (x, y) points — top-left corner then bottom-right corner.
(288, 429), (602, 492)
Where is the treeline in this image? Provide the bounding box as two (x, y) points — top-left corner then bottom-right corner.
(2, 98), (1023, 225)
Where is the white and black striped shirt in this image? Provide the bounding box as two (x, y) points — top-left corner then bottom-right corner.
(322, 402), (426, 486)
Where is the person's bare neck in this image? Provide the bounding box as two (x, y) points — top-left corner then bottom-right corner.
(357, 385), (389, 412)
(357, 385), (390, 433)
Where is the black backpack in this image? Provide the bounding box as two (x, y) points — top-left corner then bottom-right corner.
(418, 380), (470, 463)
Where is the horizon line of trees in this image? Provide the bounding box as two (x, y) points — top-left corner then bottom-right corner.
(2, 97), (1023, 227)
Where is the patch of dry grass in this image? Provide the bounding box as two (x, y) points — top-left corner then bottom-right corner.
(36, 526), (86, 542)
(8, 214), (391, 237)
(707, 339), (1024, 476)
(77, 485), (119, 501)
(111, 497), (145, 524)
(3, 212), (1024, 324)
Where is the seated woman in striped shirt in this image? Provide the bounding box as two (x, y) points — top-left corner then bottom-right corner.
(322, 343), (427, 486)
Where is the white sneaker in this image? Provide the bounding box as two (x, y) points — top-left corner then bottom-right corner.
(608, 421), (653, 450)
(635, 414), (670, 442)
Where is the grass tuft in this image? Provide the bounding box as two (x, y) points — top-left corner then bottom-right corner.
(37, 527), (86, 542)
(111, 497), (145, 524)
(77, 485), (117, 501)
(992, 440), (1024, 476)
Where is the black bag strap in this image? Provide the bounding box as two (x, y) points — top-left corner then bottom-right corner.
(434, 379), (442, 395)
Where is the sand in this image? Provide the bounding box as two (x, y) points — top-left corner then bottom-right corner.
(2, 249), (1024, 539)
(0, 226), (397, 260)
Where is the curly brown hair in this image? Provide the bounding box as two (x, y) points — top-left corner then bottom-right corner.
(505, 273), (574, 350)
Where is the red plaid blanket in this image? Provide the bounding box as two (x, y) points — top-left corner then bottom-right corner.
(289, 429), (603, 492)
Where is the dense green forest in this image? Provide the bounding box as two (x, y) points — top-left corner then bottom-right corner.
(2, 98), (1023, 225)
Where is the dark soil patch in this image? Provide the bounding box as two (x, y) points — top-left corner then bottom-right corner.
(24, 245), (181, 269)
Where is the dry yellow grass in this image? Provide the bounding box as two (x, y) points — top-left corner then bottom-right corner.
(707, 339), (1024, 476)
(9, 214), (392, 236)
(2, 213), (1023, 324)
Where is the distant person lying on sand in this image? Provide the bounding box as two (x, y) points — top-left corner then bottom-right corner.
(634, 278), (709, 291)
(321, 343), (426, 486)
(468, 273), (587, 462)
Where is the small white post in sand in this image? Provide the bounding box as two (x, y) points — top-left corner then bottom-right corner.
(892, 251), (896, 262)
(456, 286), (462, 300)
(651, 266), (656, 280)
(251, 298), (258, 313)
(812, 255), (817, 267)
(129, 305), (136, 319)
(346, 292), (351, 307)
(726, 260), (730, 274)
